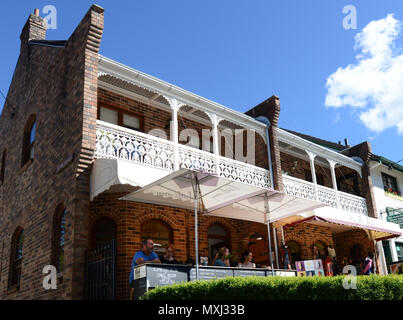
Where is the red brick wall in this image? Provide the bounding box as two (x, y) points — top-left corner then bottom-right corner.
(89, 192), (270, 299)
(278, 223), (335, 260)
(0, 5), (104, 300)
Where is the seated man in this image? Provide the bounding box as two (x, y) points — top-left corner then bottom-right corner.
(129, 238), (161, 286)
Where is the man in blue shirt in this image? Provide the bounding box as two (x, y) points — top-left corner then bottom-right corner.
(129, 238), (161, 285)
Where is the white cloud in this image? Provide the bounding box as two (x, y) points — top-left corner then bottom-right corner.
(325, 14), (403, 134)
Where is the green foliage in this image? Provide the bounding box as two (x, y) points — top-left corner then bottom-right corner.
(141, 275), (403, 300)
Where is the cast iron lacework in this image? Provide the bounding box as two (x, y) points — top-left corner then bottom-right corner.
(282, 175), (368, 215)
(95, 121), (272, 189)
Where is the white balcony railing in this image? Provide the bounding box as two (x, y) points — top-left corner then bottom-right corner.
(282, 174), (368, 215)
(95, 121), (271, 189)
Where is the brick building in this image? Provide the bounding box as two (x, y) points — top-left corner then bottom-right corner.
(0, 5), (401, 300)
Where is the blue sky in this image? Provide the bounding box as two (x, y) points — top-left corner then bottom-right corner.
(0, 0), (402, 163)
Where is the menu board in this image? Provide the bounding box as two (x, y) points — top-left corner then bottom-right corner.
(190, 267), (233, 281)
(146, 265), (189, 287)
(275, 270), (297, 277)
(233, 269), (266, 277)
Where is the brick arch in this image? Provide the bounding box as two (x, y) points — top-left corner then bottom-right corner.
(285, 239), (303, 258)
(8, 226), (24, 289)
(309, 238), (330, 250)
(201, 217), (238, 261)
(238, 224), (269, 262)
(89, 206), (123, 248)
(136, 211), (177, 229)
(202, 217), (237, 236)
(21, 113), (36, 167)
(239, 223), (267, 242)
(51, 203), (67, 271)
(90, 206), (124, 224)
(136, 210), (185, 259)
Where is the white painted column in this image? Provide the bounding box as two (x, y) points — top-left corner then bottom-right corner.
(211, 114), (220, 175)
(171, 105), (179, 171)
(165, 97), (184, 171)
(328, 159), (339, 208)
(273, 226), (279, 269)
(389, 239), (398, 262)
(306, 151), (318, 200)
(376, 241), (388, 275)
(328, 160), (338, 190)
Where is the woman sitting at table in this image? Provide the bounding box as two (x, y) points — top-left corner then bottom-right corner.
(238, 250), (256, 268)
(212, 247), (231, 267)
(159, 244), (179, 264)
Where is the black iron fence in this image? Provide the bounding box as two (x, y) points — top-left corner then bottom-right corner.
(85, 239), (116, 300)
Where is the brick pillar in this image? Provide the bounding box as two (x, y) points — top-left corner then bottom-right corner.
(63, 4), (104, 299)
(245, 95), (283, 192)
(342, 142), (380, 273)
(342, 142), (377, 218)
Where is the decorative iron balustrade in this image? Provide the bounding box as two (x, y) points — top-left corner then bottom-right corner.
(178, 144), (216, 173)
(219, 158), (271, 189)
(282, 174), (368, 215)
(96, 122), (175, 171)
(95, 121), (272, 189)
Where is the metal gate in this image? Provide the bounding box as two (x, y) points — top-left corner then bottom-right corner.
(85, 239), (116, 300)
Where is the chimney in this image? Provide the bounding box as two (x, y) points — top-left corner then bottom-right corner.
(344, 138), (349, 147)
(20, 8), (47, 46)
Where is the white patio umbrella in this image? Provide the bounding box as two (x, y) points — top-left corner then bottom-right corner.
(121, 169), (325, 279)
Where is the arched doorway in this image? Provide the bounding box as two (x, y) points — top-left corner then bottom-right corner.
(93, 218), (117, 250)
(207, 224), (231, 263)
(141, 219), (173, 255)
(240, 232), (268, 266)
(313, 240), (327, 259)
(86, 217), (117, 300)
(286, 240), (302, 267)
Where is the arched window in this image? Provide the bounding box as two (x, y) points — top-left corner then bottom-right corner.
(93, 218), (116, 250)
(9, 228), (24, 288)
(21, 114), (36, 167)
(0, 149), (6, 183)
(141, 219), (172, 254)
(207, 223), (231, 262)
(52, 206), (67, 273)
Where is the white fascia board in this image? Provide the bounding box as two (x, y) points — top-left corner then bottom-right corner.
(98, 55), (266, 136)
(277, 128), (362, 174)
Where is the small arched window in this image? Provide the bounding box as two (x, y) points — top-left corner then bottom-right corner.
(141, 219), (172, 254)
(9, 228), (24, 289)
(21, 115), (36, 167)
(52, 206), (67, 273)
(0, 149), (6, 183)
